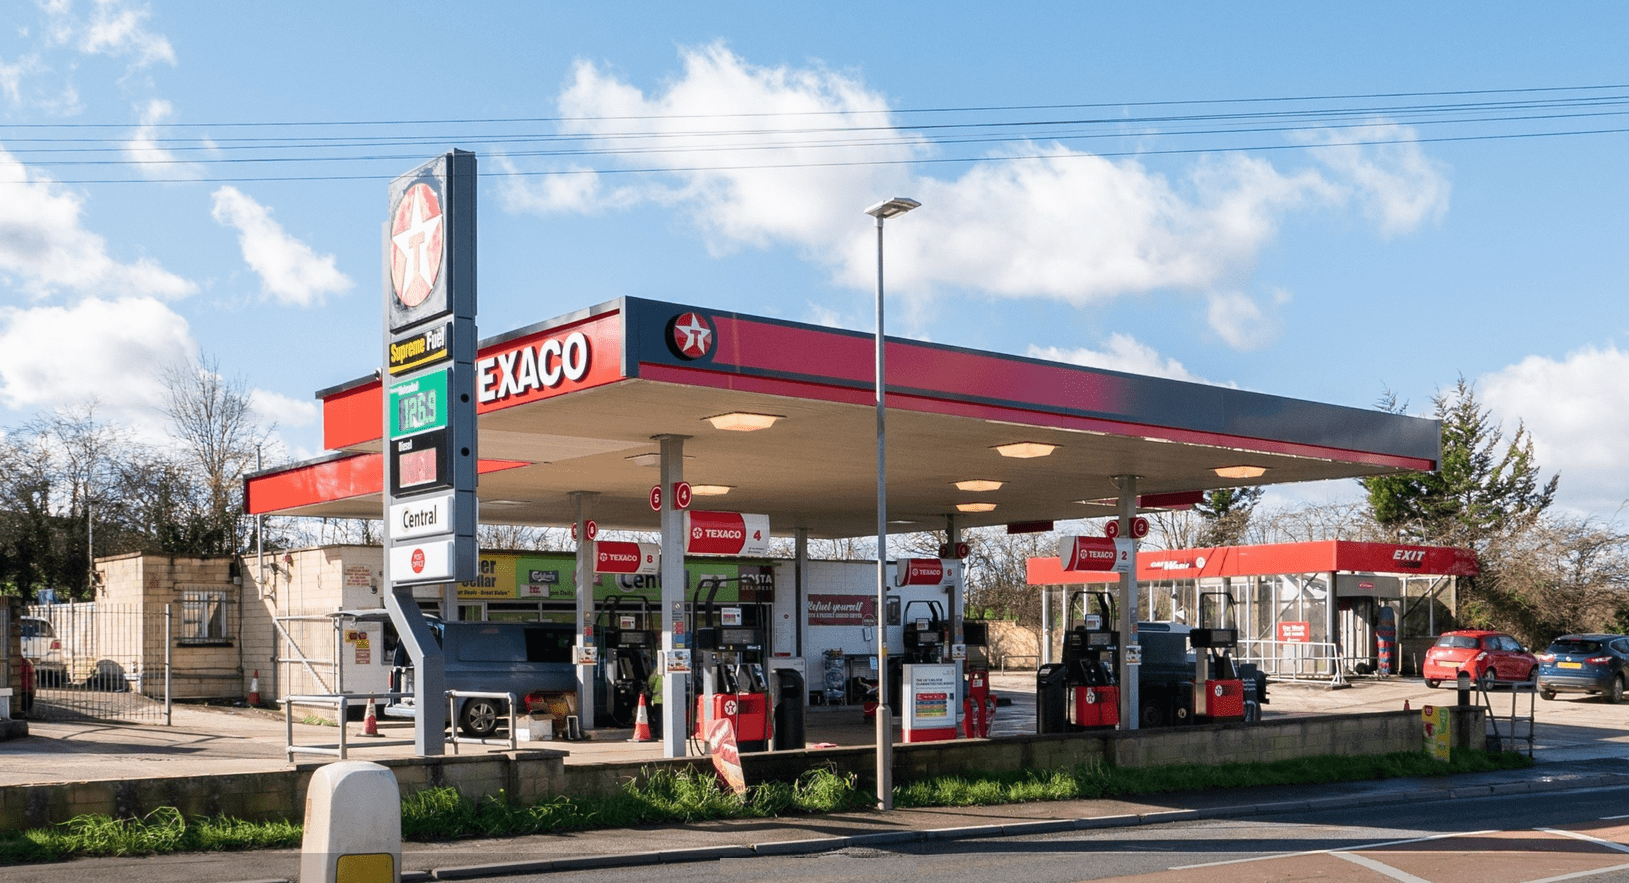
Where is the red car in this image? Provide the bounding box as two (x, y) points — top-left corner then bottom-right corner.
(1422, 629), (1538, 688)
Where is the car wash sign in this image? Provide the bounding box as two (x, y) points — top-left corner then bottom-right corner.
(383, 150), (478, 586)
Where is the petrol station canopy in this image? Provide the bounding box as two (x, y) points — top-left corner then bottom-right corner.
(244, 296), (1441, 538)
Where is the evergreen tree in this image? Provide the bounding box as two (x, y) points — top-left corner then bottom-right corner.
(1194, 486), (1264, 547)
(1362, 378), (1556, 549)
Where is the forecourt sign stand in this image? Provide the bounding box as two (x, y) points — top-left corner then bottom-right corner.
(379, 151), (479, 756)
(247, 295), (1444, 758)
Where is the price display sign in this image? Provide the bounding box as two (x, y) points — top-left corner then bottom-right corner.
(389, 368), (449, 440)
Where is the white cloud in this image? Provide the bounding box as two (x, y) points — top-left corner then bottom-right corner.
(1305, 124), (1451, 236)
(248, 388), (318, 432)
(124, 98), (206, 179)
(1028, 334), (1226, 385)
(0, 146), (195, 298)
(1479, 345), (1629, 516)
(0, 296), (196, 431)
(1206, 287), (1290, 350)
(510, 45), (1441, 329)
(69, 0), (175, 68)
(210, 186), (353, 306)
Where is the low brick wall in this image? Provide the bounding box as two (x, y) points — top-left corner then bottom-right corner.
(0, 708), (1483, 830)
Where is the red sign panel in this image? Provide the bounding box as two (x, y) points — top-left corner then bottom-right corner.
(593, 541), (659, 575)
(895, 558), (946, 586)
(1061, 536), (1119, 571)
(1277, 621), (1311, 643)
(807, 594), (875, 626)
(685, 511), (770, 556)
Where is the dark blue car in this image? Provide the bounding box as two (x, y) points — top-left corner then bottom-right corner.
(1536, 634), (1629, 703)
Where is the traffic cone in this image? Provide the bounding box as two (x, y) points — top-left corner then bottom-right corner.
(248, 670), (261, 706)
(362, 698), (381, 737)
(1403, 699), (1411, 712)
(631, 693), (655, 742)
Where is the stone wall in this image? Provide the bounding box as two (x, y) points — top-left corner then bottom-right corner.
(0, 707), (1484, 830)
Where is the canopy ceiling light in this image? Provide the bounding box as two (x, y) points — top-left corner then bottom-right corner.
(704, 412), (783, 431)
(956, 502), (997, 513)
(954, 479), (1004, 492)
(624, 452), (661, 467)
(994, 442), (1057, 459)
(689, 484), (733, 496)
(1213, 464), (1268, 479)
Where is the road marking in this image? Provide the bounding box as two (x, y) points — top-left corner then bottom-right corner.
(1601, 814), (1629, 821)
(1520, 860), (1629, 883)
(1333, 851), (1434, 883)
(1170, 829), (1498, 870)
(1538, 827), (1629, 854)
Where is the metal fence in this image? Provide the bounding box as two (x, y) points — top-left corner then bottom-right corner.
(24, 603), (171, 724)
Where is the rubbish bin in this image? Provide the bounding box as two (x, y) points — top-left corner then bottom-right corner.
(772, 668), (805, 750)
(1036, 663), (1069, 734)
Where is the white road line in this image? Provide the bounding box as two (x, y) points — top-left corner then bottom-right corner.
(1601, 814), (1629, 821)
(1521, 860), (1629, 883)
(1170, 829), (1499, 870)
(1537, 827), (1629, 855)
(1334, 851), (1435, 883)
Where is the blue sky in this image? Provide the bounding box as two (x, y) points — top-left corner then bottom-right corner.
(2, 2), (1626, 522)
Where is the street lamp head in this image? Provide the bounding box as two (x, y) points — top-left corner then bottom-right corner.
(865, 197), (921, 219)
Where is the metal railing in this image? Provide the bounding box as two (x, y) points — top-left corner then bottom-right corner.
(447, 690), (519, 753)
(1239, 639), (1349, 687)
(1479, 677), (1537, 757)
(282, 691), (402, 760)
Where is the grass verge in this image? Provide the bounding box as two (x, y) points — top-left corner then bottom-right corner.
(0, 749), (1531, 865)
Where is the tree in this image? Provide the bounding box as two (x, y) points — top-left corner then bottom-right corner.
(1363, 378), (1556, 549)
(159, 354), (272, 555)
(1193, 486), (1264, 547)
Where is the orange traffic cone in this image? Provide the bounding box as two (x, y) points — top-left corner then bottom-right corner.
(362, 698), (381, 737)
(248, 670), (261, 707)
(631, 693), (655, 742)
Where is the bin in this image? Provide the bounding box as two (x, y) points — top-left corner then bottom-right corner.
(772, 668), (805, 750)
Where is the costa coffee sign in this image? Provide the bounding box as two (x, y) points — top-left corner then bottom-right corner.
(593, 541), (660, 575)
(894, 558), (946, 586)
(1060, 535), (1118, 572)
(685, 511), (771, 557)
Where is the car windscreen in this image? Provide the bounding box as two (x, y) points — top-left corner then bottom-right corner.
(1548, 639), (1602, 655)
(1434, 635), (1477, 649)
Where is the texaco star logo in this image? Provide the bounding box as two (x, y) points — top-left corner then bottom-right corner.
(667, 312), (715, 360)
(390, 182), (444, 308)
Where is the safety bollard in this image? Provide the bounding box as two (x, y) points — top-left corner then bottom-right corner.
(1456, 671), (1472, 708)
(301, 761), (401, 883)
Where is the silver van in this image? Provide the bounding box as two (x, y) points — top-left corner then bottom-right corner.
(388, 620), (577, 736)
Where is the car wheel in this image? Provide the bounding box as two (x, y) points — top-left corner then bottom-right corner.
(1424, 679), (1441, 689)
(1526, 666), (1538, 685)
(1540, 688), (1557, 701)
(459, 698), (503, 737)
(1607, 676), (1625, 705)
(1478, 669), (1495, 691)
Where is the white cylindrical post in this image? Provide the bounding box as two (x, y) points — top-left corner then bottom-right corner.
(300, 761), (401, 883)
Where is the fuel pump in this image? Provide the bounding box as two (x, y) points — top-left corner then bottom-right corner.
(1189, 591), (1264, 723)
(690, 576), (774, 752)
(599, 595), (657, 728)
(1036, 590), (1120, 732)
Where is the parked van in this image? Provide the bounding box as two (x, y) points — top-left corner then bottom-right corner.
(387, 619), (577, 737)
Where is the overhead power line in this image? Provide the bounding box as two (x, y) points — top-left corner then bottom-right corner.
(2, 83), (1626, 185)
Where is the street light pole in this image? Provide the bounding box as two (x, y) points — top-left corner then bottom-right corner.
(864, 196), (919, 811)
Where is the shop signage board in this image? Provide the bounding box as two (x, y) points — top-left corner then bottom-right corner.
(1422, 705), (1451, 761)
(389, 493), (453, 541)
(685, 511), (771, 556)
(388, 539), (455, 584)
(807, 594), (876, 626)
